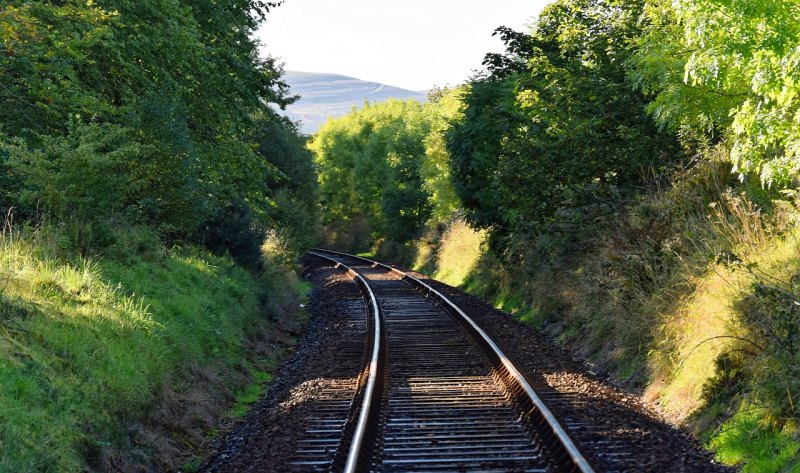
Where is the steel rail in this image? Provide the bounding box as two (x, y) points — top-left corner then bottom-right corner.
(312, 248), (595, 473)
(307, 251), (384, 473)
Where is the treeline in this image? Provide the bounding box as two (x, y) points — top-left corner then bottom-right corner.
(1, 0), (316, 260)
(312, 0), (800, 469)
(318, 0), (798, 247)
(452, 0), (798, 240)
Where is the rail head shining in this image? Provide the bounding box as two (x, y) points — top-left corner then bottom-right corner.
(312, 248), (595, 473)
(307, 251), (382, 473)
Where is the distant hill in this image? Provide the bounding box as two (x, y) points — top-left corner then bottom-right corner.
(281, 71), (427, 134)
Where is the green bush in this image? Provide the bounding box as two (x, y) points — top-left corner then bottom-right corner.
(194, 198), (264, 270)
(1, 122), (141, 222)
(267, 189), (318, 251)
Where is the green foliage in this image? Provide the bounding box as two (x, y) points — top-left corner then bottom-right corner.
(421, 88), (465, 221)
(0, 2), (115, 136)
(254, 114), (319, 250)
(0, 0), (314, 239)
(311, 90), (465, 250)
(193, 113), (318, 260)
(312, 99), (435, 247)
(732, 267), (800, 428)
(195, 198), (265, 269)
(449, 0), (681, 238)
(632, 0), (800, 186)
(126, 91), (208, 232)
(627, 0), (742, 138)
(231, 366), (274, 419)
(268, 188), (319, 251)
(709, 409), (800, 472)
(1, 122), (141, 221)
(447, 76), (522, 230)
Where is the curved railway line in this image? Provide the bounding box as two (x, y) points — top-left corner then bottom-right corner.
(294, 249), (594, 473)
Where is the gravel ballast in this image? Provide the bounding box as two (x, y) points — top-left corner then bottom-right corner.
(201, 255), (733, 472)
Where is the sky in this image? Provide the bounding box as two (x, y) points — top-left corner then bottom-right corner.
(256, 0), (552, 91)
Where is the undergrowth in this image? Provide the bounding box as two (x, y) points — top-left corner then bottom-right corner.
(0, 222), (305, 471)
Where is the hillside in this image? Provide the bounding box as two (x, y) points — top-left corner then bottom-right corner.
(281, 71), (427, 134)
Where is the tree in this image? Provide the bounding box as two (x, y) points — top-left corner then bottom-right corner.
(0, 0), (308, 238)
(311, 100), (433, 245)
(448, 0), (680, 239)
(421, 87), (465, 221)
(632, 0), (800, 186)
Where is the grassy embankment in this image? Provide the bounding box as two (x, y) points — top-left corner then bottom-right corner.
(0, 223), (306, 471)
(398, 161), (800, 472)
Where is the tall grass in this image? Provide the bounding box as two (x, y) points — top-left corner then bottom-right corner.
(432, 220), (487, 287)
(0, 221), (300, 471)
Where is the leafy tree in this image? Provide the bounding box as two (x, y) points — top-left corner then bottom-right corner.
(254, 113), (318, 249)
(448, 0), (680, 238)
(0, 2), (115, 136)
(0, 0), (312, 242)
(447, 76), (523, 230)
(632, 0), (800, 186)
(311, 99), (433, 245)
(421, 87), (465, 221)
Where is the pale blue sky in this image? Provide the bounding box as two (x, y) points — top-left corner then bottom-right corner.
(257, 0), (551, 91)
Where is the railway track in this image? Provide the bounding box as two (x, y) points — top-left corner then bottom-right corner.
(298, 249), (594, 473)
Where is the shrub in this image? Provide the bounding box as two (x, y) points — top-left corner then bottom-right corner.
(0, 122), (141, 222)
(194, 198), (264, 270)
(266, 189), (318, 252)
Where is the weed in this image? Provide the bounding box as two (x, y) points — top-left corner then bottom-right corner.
(430, 219), (487, 287)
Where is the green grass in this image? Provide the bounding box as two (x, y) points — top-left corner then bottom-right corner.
(231, 359), (276, 419)
(710, 409), (800, 472)
(0, 226), (295, 471)
(295, 280), (313, 297)
(231, 372), (273, 418)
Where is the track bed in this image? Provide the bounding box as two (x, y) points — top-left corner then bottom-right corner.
(201, 251), (733, 473)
